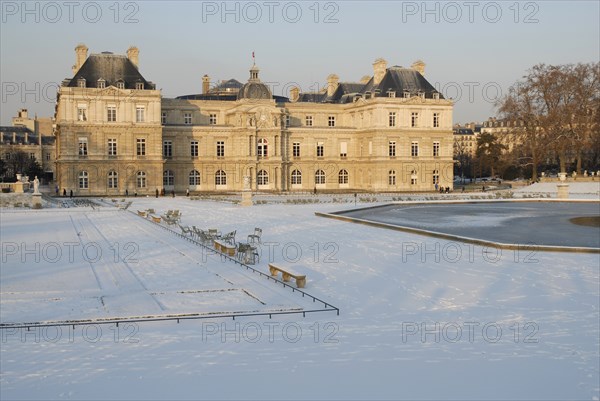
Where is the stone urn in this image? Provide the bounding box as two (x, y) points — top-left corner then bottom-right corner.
(558, 172), (567, 182)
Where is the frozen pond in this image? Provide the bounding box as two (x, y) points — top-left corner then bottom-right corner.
(336, 201), (600, 249)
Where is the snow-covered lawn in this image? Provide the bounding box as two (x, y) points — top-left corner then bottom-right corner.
(1, 198), (599, 400)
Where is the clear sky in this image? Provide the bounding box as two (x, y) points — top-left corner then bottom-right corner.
(1, 0), (599, 125)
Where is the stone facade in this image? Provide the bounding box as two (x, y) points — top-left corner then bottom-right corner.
(55, 45), (454, 195)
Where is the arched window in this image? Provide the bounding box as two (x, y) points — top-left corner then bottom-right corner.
(189, 170), (201, 186)
(291, 169), (302, 185)
(338, 169), (348, 184)
(108, 170), (118, 189)
(78, 171), (88, 189)
(215, 170), (226, 186)
(410, 169), (418, 185)
(163, 170), (174, 186)
(433, 170), (439, 185)
(258, 138), (268, 158)
(388, 170), (396, 186)
(315, 169), (325, 185)
(257, 169), (269, 186)
(137, 171), (146, 188)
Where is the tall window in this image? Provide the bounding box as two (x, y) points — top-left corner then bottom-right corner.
(108, 170), (118, 189)
(77, 106), (87, 121)
(315, 169), (325, 185)
(285, 115), (290, 128)
(161, 112), (167, 125)
(78, 171), (88, 189)
(97, 79), (105, 89)
(189, 170), (201, 186)
(433, 170), (440, 185)
(216, 141), (225, 157)
(163, 140), (172, 158)
(389, 170), (396, 185)
(137, 138), (146, 156)
(338, 169), (348, 184)
(433, 141), (440, 157)
(137, 171), (146, 188)
(292, 142), (300, 158)
(316, 142), (324, 157)
(257, 170), (269, 186)
(339, 142), (347, 158)
(389, 112), (396, 127)
(411, 141), (419, 157)
(328, 116), (336, 127)
(190, 141), (198, 157)
(184, 113), (192, 125)
(209, 113), (217, 125)
(163, 170), (174, 186)
(411, 112), (419, 127)
(291, 169), (302, 185)
(46, 152), (50, 161)
(433, 112), (440, 128)
(258, 138), (268, 158)
(78, 137), (88, 156)
(136, 106), (145, 123)
(215, 170), (227, 186)
(107, 106), (117, 122)
(108, 138), (117, 156)
(136, 82), (144, 90)
(389, 141), (396, 157)
(305, 115), (313, 126)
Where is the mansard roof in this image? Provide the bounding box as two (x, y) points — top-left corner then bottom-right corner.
(297, 66), (443, 103)
(214, 79), (243, 91)
(65, 53), (155, 89)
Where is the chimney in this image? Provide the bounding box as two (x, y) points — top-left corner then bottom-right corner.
(19, 109), (28, 118)
(202, 75), (210, 94)
(327, 74), (339, 97)
(73, 43), (88, 75)
(289, 86), (300, 102)
(25, 132), (28, 143)
(12, 132), (16, 143)
(373, 58), (387, 85)
(127, 46), (139, 69)
(411, 60), (426, 76)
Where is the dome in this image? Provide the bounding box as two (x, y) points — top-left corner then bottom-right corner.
(237, 64), (272, 100)
(237, 82), (272, 100)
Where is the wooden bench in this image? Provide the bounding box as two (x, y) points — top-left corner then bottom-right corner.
(137, 210), (147, 217)
(150, 215), (161, 223)
(268, 263), (306, 288)
(214, 240), (235, 256)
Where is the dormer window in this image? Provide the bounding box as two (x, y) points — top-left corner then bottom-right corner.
(77, 78), (86, 88)
(433, 92), (440, 100)
(116, 80), (125, 90)
(97, 78), (106, 89)
(418, 91), (425, 99)
(135, 81), (144, 90)
(403, 90), (410, 98)
(387, 90), (396, 98)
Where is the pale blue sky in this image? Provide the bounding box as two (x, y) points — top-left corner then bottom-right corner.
(1, 1), (599, 125)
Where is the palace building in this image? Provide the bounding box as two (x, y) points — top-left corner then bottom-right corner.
(54, 45), (454, 195)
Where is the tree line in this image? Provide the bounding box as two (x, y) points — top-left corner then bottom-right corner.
(461, 62), (599, 181)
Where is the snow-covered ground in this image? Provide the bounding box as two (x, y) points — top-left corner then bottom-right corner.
(515, 181), (600, 197)
(1, 197), (599, 400)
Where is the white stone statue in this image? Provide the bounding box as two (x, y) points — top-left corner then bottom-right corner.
(33, 176), (40, 194)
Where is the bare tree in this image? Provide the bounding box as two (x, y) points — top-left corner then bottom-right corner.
(497, 62), (599, 175)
